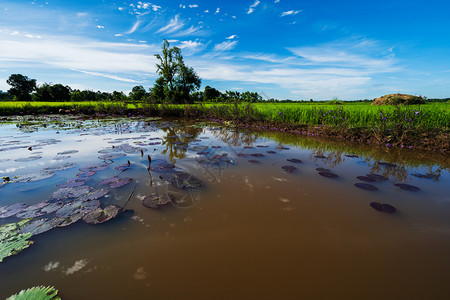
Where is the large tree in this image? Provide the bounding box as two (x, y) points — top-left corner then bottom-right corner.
(153, 40), (201, 103)
(6, 74), (37, 101)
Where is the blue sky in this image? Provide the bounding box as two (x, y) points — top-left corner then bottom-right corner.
(0, 0), (449, 100)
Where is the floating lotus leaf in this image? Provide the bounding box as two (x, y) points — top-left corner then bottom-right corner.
(256, 145), (269, 148)
(83, 205), (121, 224)
(316, 168), (330, 172)
(57, 150), (79, 155)
(50, 185), (93, 201)
(394, 183), (420, 191)
(345, 154), (359, 158)
(159, 171), (203, 190)
(189, 145), (208, 152)
(110, 178), (133, 188)
(314, 155), (326, 159)
(56, 200), (100, 218)
(370, 202), (396, 213)
(53, 155), (71, 160)
(40, 202), (64, 214)
(248, 159), (260, 163)
(237, 153), (246, 157)
(148, 141), (160, 145)
(150, 163), (175, 172)
(174, 144), (188, 150)
(51, 214), (83, 227)
(356, 176), (377, 183)
(282, 165), (297, 173)
(354, 183), (378, 191)
(13, 172), (55, 183)
(76, 171), (96, 178)
(16, 202), (49, 219)
(366, 174), (388, 182)
(19, 218), (55, 236)
(287, 158), (302, 163)
(98, 147), (119, 154)
(56, 178), (89, 188)
(98, 153), (127, 160)
(319, 171), (338, 179)
(142, 193), (174, 209)
(412, 173), (438, 180)
(0, 219), (33, 262)
(211, 146), (222, 148)
(149, 137), (161, 140)
(267, 151), (276, 154)
(195, 154), (230, 166)
(0, 203), (28, 218)
(99, 177), (120, 185)
(43, 162), (76, 172)
(78, 163), (109, 172)
(114, 163), (131, 171)
(250, 153), (264, 157)
(15, 156), (42, 162)
(379, 162), (397, 168)
(244, 146), (254, 149)
(6, 285), (60, 300)
(77, 188), (109, 201)
(36, 138), (61, 145)
(196, 151), (209, 155)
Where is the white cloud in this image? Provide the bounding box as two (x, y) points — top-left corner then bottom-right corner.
(247, 0), (260, 14)
(280, 10), (302, 17)
(204, 10), (209, 13)
(115, 33), (123, 37)
(97, 25), (104, 29)
(75, 70), (138, 83)
(126, 21), (141, 34)
(77, 12), (88, 17)
(215, 8), (220, 14)
(226, 35), (238, 40)
(156, 15), (184, 34)
(179, 4), (186, 9)
(189, 4), (199, 8)
(275, 0), (280, 3)
(214, 40), (238, 51)
(118, 7), (124, 11)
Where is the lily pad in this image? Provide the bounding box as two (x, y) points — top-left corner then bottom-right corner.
(57, 150), (79, 155)
(370, 202), (396, 213)
(314, 155), (326, 159)
(412, 173), (438, 180)
(83, 205), (121, 224)
(15, 155), (42, 162)
(345, 154), (359, 158)
(366, 174), (388, 182)
(19, 218), (55, 236)
(40, 202), (64, 214)
(150, 163), (175, 172)
(51, 214), (83, 227)
(316, 168), (330, 172)
(16, 202), (50, 219)
(356, 176), (377, 183)
(282, 165), (297, 173)
(0, 219), (33, 262)
(43, 162), (76, 172)
(77, 188), (109, 201)
(53, 155), (71, 161)
(0, 203), (28, 218)
(6, 285), (60, 300)
(142, 193), (174, 209)
(319, 171), (338, 179)
(287, 158), (302, 163)
(56, 200), (100, 218)
(394, 183), (420, 191)
(250, 153), (265, 157)
(248, 159), (260, 163)
(50, 185), (93, 201)
(56, 178), (89, 188)
(76, 171), (96, 178)
(189, 145), (208, 152)
(267, 151), (276, 154)
(159, 171), (203, 190)
(98, 153), (127, 160)
(379, 162), (397, 168)
(354, 183), (378, 191)
(110, 178), (133, 188)
(370, 202), (383, 211)
(13, 172), (55, 183)
(78, 163), (109, 172)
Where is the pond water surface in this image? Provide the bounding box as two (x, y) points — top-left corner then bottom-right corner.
(0, 115), (449, 299)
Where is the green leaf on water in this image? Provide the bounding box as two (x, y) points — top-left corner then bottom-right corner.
(0, 219), (34, 263)
(6, 285), (61, 300)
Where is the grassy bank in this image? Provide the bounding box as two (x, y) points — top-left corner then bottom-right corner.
(0, 100), (448, 151)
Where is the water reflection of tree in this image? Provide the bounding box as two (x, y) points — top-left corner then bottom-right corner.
(160, 123), (203, 164)
(210, 126), (258, 148)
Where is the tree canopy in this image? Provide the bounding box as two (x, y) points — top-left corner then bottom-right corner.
(151, 39), (201, 103)
(6, 74), (37, 101)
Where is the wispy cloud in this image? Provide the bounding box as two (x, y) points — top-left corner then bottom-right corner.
(215, 8), (220, 14)
(156, 15), (183, 34)
(226, 35), (238, 40)
(74, 70), (138, 83)
(280, 10), (301, 17)
(126, 20), (141, 34)
(189, 4), (199, 8)
(214, 40), (238, 51)
(247, 0), (260, 14)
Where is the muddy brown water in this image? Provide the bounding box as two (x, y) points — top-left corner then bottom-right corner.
(0, 116), (449, 299)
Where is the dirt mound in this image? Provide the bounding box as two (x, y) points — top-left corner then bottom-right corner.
(372, 94), (425, 105)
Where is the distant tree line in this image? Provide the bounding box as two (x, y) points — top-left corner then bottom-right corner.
(2, 40), (449, 104)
